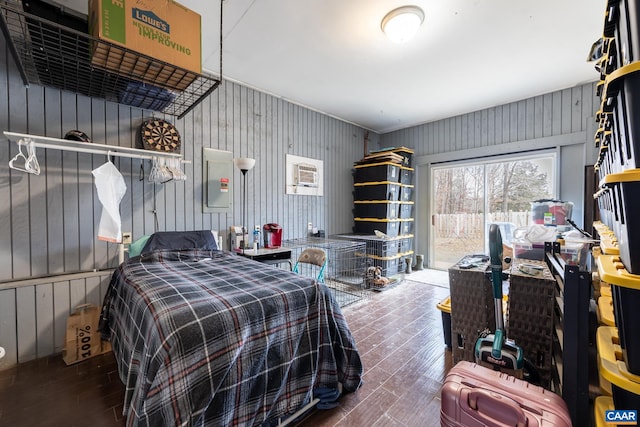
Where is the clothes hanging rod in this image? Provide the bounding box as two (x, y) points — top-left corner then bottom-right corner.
(4, 131), (189, 162)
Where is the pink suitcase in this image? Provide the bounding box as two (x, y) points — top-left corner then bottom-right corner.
(441, 361), (572, 427)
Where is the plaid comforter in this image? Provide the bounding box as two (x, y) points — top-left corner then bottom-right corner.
(100, 249), (363, 427)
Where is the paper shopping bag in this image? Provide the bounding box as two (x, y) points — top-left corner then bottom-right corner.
(62, 303), (103, 365)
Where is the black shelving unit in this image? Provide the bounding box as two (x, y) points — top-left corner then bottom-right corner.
(545, 241), (591, 427)
(0, 0), (220, 118)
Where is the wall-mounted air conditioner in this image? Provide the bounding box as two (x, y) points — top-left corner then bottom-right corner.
(295, 163), (318, 187)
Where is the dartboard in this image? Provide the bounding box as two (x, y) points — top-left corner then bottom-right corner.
(141, 119), (181, 153)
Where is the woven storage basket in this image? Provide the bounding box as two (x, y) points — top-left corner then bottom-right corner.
(448, 255), (496, 364)
(507, 258), (556, 388)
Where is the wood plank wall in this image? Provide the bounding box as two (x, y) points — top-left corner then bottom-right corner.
(0, 31), (374, 367)
(0, 271), (113, 369)
(381, 83), (599, 156)
(380, 83), (601, 263)
(0, 31), (375, 285)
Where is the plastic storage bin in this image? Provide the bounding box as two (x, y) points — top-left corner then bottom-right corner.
(600, 63), (640, 171)
(353, 162), (401, 183)
(399, 184), (414, 202)
(353, 182), (401, 201)
(513, 241), (589, 269)
(399, 202), (413, 219)
(598, 296), (616, 326)
(400, 219), (414, 235)
(353, 201), (400, 219)
(560, 242), (591, 268)
(602, 0), (640, 68)
(597, 326), (640, 412)
(603, 170), (640, 274)
(353, 218), (401, 237)
(594, 187), (614, 229)
(593, 396), (615, 427)
(596, 225), (620, 257)
(399, 235), (414, 253)
(598, 255), (640, 376)
(436, 296), (452, 350)
(597, 38), (618, 82)
(398, 167), (414, 185)
(332, 233), (401, 258)
(530, 199), (574, 225)
(371, 254), (404, 277)
(513, 242), (546, 261)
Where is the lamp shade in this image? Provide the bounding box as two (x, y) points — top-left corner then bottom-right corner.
(234, 157), (256, 172)
(381, 5), (424, 44)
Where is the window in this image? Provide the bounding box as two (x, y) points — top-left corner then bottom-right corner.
(430, 152), (556, 269)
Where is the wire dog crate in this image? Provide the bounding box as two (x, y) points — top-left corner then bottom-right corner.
(332, 233), (413, 280)
(285, 237), (369, 307)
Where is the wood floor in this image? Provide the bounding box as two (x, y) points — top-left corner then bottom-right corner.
(0, 278), (451, 427)
(296, 280), (451, 426)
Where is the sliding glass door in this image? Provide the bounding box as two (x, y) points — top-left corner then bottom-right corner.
(430, 153), (555, 270)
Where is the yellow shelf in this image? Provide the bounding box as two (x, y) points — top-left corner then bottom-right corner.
(598, 255), (640, 290)
(597, 326), (640, 394)
(594, 396), (616, 427)
(598, 296), (616, 327)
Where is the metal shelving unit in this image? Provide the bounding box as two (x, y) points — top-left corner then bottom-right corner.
(0, 0), (220, 119)
(545, 242), (590, 427)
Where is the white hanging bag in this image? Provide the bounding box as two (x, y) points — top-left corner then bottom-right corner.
(92, 160), (127, 242)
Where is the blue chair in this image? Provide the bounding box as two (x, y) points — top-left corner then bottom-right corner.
(293, 248), (327, 282)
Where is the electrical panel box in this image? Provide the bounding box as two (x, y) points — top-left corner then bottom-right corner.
(203, 148), (233, 213)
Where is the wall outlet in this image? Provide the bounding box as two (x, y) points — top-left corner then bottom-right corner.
(307, 222), (313, 232)
(122, 232), (132, 245)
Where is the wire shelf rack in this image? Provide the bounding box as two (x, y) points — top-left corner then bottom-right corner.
(0, 0), (220, 119)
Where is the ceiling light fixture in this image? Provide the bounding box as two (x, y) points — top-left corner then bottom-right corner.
(381, 5), (425, 44)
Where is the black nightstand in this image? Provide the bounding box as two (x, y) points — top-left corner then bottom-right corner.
(236, 247), (292, 270)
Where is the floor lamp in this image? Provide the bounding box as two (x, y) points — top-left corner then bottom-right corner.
(234, 157), (256, 253)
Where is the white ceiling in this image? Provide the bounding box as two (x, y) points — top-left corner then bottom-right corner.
(61, 0), (606, 134)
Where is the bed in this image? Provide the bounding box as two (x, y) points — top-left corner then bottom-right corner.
(99, 231), (364, 427)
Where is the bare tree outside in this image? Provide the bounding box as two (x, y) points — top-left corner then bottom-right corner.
(431, 157), (554, 269)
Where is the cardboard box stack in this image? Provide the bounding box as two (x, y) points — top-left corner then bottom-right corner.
(88, 0), (201, 91)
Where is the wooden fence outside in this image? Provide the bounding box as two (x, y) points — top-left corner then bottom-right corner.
(433, 212), (530, 239)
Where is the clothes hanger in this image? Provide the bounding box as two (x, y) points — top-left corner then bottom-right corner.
(9, 139), (40, 175)
(9, 139), (31, 173)
(26, 141), (41, 174)
(149, 156), (161, 183)
(159, 157), (174, 183)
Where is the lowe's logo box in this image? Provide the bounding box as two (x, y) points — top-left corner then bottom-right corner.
(89, 0), (202, 81)
(606, 410), (637, 425)
(132, 9), (170, 34)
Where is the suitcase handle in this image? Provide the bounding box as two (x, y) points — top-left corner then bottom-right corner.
(466, 388), (527, 427)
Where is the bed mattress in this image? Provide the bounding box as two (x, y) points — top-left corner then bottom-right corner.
(100, 249), (363, 426)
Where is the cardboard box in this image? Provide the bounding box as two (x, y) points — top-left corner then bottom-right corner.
(88, 0), (201, 91)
